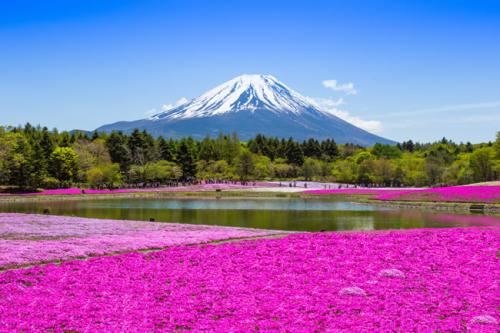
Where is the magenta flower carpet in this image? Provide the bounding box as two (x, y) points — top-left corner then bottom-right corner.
(0, 213), (281, 268)
(0, 182), (277, 197)
(0, 226), (498, 332)
(304, 188), (413, 196)
(375, 185), (500, 204)
(305, 185), (500, 204)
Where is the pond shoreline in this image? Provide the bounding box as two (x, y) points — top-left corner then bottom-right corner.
(1, 190), (499, 216)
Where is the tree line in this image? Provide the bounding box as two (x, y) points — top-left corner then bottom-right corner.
(0, 124), (498, 190)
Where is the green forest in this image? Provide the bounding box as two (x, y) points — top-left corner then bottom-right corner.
(0, 124), (498, 190)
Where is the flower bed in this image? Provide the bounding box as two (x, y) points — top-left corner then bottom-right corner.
(375, 185), (500, 204)
(0, 227), (498, 331)
(304, 185), (500, 204)
(303, 188), (415, 196)
(0, 213), (280, 268)
(0, 182), (278, 197)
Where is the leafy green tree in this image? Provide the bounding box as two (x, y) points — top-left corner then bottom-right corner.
(128, 129), (147, 165)
(371, 144), (402, 159)
(357, 159), (375, 185)
(494, 132), (500, 159)
(443, 155), (473, 185)
(302, 158), (321, 180)
(86, 167), (105, 187)
(0, 126), (499, 188)
(424, 157), (444, 185)
(254, 155), (273, 179)
(198, 136), (217, 161)
(331, 159), (356, 183)
(73, 139), (112, 181)
(197, 160), (233, 179)
(128, 165), (146, 184)
(272, 159), (294, 179)
(469, 147), (495, 182)
(49, 147), (78, 183)
(227, 132), (241, 162)
(87, 163), (122, 188)
(236, 150), (255, 181)
(5, 134), (33, 188)
(354, 151), (373, 165)
(372, 159), (394, 186)
(145, 161), (182, 182)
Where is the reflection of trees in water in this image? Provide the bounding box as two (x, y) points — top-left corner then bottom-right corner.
(376, 210), (498, 228)
(0, 199), (496, 232)
(333, 216), (375, 231)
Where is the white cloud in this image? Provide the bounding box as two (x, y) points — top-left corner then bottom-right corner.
(322, 79), (357, 95)
(377, 101), (500, 118)
(312, 97), (383, 134)
(161, 97), (189, 111)
(145, 97), (189, 118)
(312, 97), (346, 108)
(145, 108), (158, 117)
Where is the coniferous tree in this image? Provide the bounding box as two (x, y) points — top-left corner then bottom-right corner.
(105, 132), (132, 172)
(198, 136), (217, 161)
(285, 138), (304, 166)
(321, 139), (339, 160)
(176, 138), (197, 179)
(236, 150), (255, 181)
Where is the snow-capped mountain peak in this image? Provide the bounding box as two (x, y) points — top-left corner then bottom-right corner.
(98, 74), (395, 145)
(150, 74), (322, 121)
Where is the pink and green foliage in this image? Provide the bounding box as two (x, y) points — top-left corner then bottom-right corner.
(0, 227), (498, 331)
(0, 213), (279, 268)
(375, 185), (500, 204)
(304, 185), (500, 204)
(303, 188), (414, 196)
(0, 182), (277, 196)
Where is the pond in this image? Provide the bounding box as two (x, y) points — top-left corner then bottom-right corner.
(0, 197), (498, 231)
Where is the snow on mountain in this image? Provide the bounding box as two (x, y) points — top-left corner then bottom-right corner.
(150, 74), (328, 121)
(96, 74), (395, 145)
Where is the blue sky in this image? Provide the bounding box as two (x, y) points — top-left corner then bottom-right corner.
(1, 0), (499, 143)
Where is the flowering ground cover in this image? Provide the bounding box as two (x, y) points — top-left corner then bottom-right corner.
(0, 182), (277, 197)
(0, 213), (281, 268)
(0, 227), (498, 332)
(375, 185), (500, 204)
(303, 188), (415, 196)
(304, 185), (500, 204)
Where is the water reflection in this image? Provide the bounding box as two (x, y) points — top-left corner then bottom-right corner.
(0, 198), (498, 232)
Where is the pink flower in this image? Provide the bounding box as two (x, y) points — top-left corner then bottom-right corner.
(375, 185), (500, 203)
(0, 226), (497, 331)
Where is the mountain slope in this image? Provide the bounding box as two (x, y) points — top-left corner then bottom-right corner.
(97, 74), (395, 145)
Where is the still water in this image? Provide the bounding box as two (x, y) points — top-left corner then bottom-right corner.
(0, 197), (497, 231)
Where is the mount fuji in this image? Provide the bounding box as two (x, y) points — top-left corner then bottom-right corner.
(96, 74), (395, 145)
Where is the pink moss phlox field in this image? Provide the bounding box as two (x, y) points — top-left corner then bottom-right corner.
(0, 227), (498, 332)
(303, 188), (414, 196)
(375, 185), (500, 204)
(305, 185), (500, 204)
(0, 213), (279, 267)
(0, 182), (278, 197)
